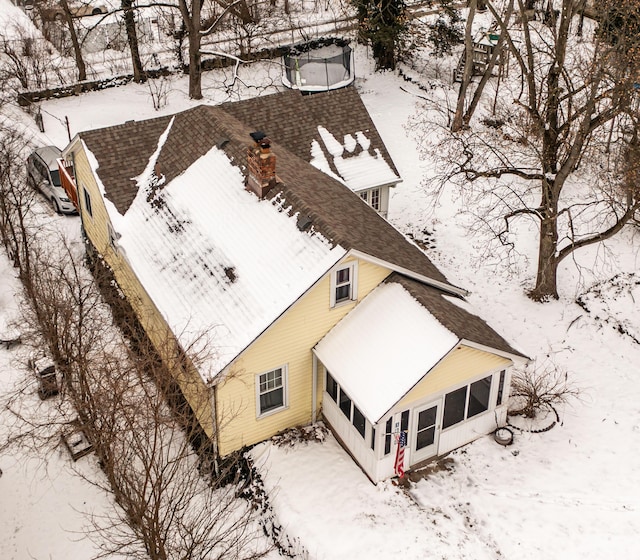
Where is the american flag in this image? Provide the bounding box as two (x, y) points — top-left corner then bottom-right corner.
(394, 430), (407, 478)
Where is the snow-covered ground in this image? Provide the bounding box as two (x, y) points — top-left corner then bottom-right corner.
(1, 4), (640, 559)
(0, 247), (124, 559)
(248, 58), (640, 559)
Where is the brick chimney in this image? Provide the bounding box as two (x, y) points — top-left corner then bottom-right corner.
(247, 131), (276, 198)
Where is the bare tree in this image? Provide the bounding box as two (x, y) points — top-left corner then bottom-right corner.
(80, 329), (269, 560)
(0, 26), (64, 92)
(509, 359), (580, 419)
(451, 0), (477, 131)
(0, 125), (38, 277)
(177, 0), (258, 99)
(422, 0), (640, 300)
(3, 227), (271, 559)
(49, 0), (88, 81)
(459, 0), (514, 127)
(121, 0), (147, 83)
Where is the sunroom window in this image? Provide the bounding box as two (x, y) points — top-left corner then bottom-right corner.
(326, 370), (338, 402)
(442, 375), (493, 429)
(352, 406), (366, 437)
(496, 369), (506, 406)
(468, 376), (492, 418)
(331, 384), (368, 440)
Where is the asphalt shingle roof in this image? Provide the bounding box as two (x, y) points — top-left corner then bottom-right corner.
(221, 86), (401, 183)
(76, 88), (523, 364)
(387, 273), (527, 359)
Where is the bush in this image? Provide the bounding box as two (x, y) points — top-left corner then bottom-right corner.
(509, 360), (580, 419)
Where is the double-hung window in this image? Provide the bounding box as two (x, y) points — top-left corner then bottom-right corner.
(326, 370), (338, 402)
(331, 262), (357, 307)
(257, 366), (287, 417)
(108, 223), (119, 251)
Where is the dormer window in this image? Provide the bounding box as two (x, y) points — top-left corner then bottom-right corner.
(331, 262), (358, 307)
(359, 188), (381, 211)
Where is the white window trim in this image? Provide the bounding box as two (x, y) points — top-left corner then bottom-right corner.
(330, 261), (358, 308)
(81, 183), (93, 220)
(255, 365), (288, 419)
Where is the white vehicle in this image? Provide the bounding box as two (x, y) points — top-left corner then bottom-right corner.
(27, 146), (76, 214)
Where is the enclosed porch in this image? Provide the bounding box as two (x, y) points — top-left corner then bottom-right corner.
(312, 281), (521, 483)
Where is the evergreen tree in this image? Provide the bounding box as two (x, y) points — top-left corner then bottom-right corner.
(353, 0), (408, 70)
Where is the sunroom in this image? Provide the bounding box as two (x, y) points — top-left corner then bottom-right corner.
(313, 279), (526, 483)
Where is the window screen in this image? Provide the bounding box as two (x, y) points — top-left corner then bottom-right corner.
(326, 370), (338, 402)
(352, 405), (366, 438)
(339, 388), (352, 419)
(468, 376), (492, 418)
(443, 386), (467, 429)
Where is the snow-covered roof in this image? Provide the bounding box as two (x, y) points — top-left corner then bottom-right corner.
(221, 87), (401, 192)
(314, 282), (459, 422)
(84, 119), (346, 383)
(76, 93), (463, 384)
(311, 126), (400, 192)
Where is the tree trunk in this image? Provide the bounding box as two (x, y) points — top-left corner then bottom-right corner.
(122, 0), (146, 83)
(530, 190), (559, 300)
(463, 0), (514, 126)
(528, 1), (573, 299)
(188, 28), (202, 99)
(214, 0), (255, 24)
(178, 0), (203, 100)
(59, 0), (86, 81)
(452, 0), (476, 131)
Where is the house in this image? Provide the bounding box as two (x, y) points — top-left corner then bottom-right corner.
(61, 87), (527, 482)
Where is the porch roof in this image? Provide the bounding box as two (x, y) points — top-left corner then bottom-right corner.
(313, 282), (459, 423)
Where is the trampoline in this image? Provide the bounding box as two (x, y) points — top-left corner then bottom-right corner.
(282, 38), (355, 92)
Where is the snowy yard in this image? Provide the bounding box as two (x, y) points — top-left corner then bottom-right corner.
(1, 1), (640, 558)
(0, 248), (124, 559)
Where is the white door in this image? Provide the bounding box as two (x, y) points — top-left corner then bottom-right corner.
(411, 401), (440, 464)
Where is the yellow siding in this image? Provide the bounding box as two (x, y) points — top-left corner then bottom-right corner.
(71, 145), (214, 436)
(71, 144), (393, 456)
(72, 147), (109, 254)
(216, 258), (391, 456)
(396, 345), (511, 408)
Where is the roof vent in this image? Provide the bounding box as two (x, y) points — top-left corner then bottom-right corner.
(297, 214), (312, 231)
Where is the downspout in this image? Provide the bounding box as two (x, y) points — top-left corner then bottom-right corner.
(210, 383), (220, 476)
(312, 353), (318, 423)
